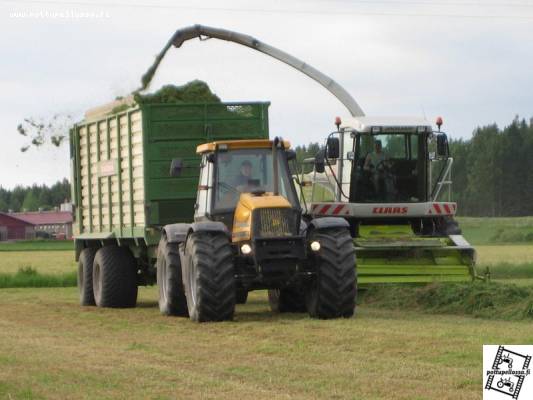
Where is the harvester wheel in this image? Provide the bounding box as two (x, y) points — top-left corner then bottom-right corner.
(236, 288), (248, 305)
(93, 246), (138, 308)
(268, 286), (307, 313)
(156, 236), (188, 316)
(306, 228), (357, 319)
(183, 232), (235, 322)
(78, 248), (98, 306)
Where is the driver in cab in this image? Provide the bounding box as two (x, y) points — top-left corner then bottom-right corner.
(234, 160), (253, 187)
(363, 140), (393, 198)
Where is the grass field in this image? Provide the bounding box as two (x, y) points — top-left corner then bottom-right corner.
(458, 216), (533, 245)
(2, 287), (532, 400)
(0, 250), (75, 275)
(1, 219), (533, 398)
(0, 240), (73, 252)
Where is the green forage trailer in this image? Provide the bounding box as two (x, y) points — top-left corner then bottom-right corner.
(70, 101), (269, 307)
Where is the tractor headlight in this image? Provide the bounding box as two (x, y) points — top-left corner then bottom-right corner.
(241, 244), (252, 255)
(310, 241), (321, 252)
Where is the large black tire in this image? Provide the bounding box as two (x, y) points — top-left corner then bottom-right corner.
(93, 246), (138, 308)
(268, 286), (307, 313)
(306, 228), (357, 319)
(236, 288), (249, 305)
(78, 248), (98, 306)
(182, 232), (235, 322)
(156, 236), (188, 316)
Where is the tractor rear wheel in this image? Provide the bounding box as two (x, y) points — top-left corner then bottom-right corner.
(182, 232), (235, 322)
(93, 246), (138, 308)
(268, 286), (307, 313)
(156, 236), (188, 316)
(306, 228), (357, 319)
(78, 248), (97, 306)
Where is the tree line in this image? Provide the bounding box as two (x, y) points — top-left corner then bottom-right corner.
(0, 179), (70, 213)
(2, 116), (532, 216)
(450, 116), (533, 217)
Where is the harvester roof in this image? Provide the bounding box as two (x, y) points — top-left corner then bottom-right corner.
(196, 139), (291, 154)
(340, 116), (432, 133)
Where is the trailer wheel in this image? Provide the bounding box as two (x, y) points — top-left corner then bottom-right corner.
(156, 236), (188, 316)
(236, 288), (248, 305)
(268, 286), (307, 313)
(183, 232), (235, 322)
(78, 248), (97, 306)
(93, 246), (138, 308)
(306, 228), (357, 319)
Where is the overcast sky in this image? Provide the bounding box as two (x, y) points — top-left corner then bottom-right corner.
(1, 0), (532, 189)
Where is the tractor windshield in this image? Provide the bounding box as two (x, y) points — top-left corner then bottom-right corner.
(213, 148), (298, 211)
(352, 132), (426, 202)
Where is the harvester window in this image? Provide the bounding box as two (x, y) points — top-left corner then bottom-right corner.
(213, 148), (297, 211)
(353, 133), (423, 202)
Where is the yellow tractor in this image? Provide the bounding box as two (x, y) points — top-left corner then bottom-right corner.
(158, 138), (357, 322)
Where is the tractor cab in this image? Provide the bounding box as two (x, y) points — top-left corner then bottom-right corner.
(192, 138), (301, 242)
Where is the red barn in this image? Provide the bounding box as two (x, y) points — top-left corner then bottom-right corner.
(0, 212), (35, 241)
(13, 211), (73, 239)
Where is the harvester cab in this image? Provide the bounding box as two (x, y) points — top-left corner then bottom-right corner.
(302, 117), (480, 284)
(160, 138), (357, 321)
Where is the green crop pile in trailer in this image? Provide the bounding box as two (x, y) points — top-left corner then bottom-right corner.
(70, 101), (269, 257)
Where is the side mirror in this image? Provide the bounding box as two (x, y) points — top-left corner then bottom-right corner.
(315, 150), (325, 173)
(286, 149), (296, 161)
(326, 137), (340, 159)
(436, 133), (449, 158)
(169, 158), (183, 177)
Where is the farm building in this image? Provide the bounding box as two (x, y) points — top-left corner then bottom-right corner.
(0, 212), (35, 241)
(13, 211), (73, 239)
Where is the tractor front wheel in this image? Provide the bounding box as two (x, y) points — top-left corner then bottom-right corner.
(306, 228), (357, 319)
(182, 232), (235, 322)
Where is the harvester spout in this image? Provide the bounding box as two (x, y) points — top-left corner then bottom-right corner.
(139, 24), (365, 117)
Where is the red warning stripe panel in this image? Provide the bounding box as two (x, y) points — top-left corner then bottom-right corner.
(319, 205), (331, 215)
(433, 203), (442, 214)
(443, 203), (451, 214)
(332, 205), (345, 215)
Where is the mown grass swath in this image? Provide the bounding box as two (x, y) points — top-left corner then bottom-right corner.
(360, 282), (533, 320)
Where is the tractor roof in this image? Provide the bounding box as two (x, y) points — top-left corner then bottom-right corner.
(196, 139), (291, 154)
(340, 116), (432, 133)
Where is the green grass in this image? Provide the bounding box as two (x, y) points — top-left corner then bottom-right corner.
(0, 240), (73, 252)
(0, 250), (75, 275)
(0, 267), (76, 288)
(1, 287), (532, 399)
(458, 216), (533, 245)
(360, 282), (533, 320)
